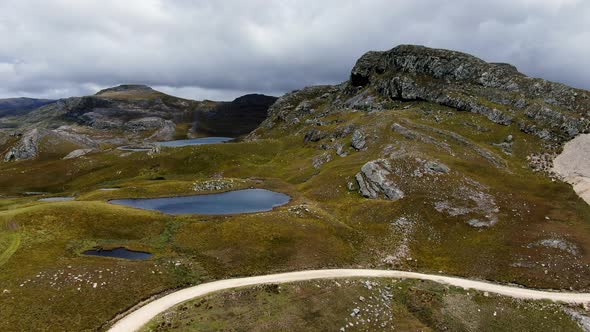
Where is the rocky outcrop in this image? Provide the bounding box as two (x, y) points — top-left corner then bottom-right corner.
(63, 148), (94, 160)
(356, 159), (405, 200)
(304, 129), (327, 143)
(350, 45), (590, 142)
(52, 126), (99, 148)
(147, 119), (176, 141)
(552, 133), (590, 205)
(4, 129), (40, 161)
(312, 152), (332, 169)
(255, 85), (337, 131)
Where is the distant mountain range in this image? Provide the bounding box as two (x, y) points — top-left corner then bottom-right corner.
(0, 97), (56, 118)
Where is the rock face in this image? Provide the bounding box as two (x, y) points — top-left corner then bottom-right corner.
(356, 159), (405, 200)
(349, 45), (589, 142)
(4, 129), (40, 161)
(552, 133), (590, 205)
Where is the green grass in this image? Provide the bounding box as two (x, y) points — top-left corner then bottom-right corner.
(0, 232), (20, 267)
(141, 278), (582, 332)
(1, 100), (590, 331)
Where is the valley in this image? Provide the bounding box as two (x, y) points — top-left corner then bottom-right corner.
(1, 45), (590, 331)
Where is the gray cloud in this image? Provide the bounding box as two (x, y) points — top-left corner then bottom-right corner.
(0, 0), (589, 100)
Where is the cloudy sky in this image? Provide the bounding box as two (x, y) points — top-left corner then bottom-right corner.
(0, 0), (589, 100)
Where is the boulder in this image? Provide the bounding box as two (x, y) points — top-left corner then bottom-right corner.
(312, 152), (332, 169)
(356, 159), (404, 200)
(304, 129), (327, 143)
(424, 161), (450, 174)
(351, 129), (367, 150)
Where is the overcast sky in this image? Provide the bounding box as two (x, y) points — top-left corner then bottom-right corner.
(0, 0), (589, 101)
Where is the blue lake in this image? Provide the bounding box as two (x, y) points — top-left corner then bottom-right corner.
(110, 189), (290, 215)
(157, 137), (233, 147)
(83, 247), (153, 260)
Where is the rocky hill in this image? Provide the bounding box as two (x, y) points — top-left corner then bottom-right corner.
(256, 45), (589, 143)
(0, 85), (276, 161)
(192, 94), (279, 136)
(248, 44), (590, 235)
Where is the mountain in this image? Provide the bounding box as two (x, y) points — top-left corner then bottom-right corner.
(0, 85), (276, 161)
(192, 94), (280, 136)
(243, 44), (590, 279)
(0, 97), (56, 118)
(2, 45), (590, 331)
(255, 44), (588, 143)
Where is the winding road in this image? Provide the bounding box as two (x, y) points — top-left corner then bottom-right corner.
(108, 269), (590, 332)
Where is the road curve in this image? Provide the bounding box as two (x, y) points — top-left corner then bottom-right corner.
(108, 269), (590, 332)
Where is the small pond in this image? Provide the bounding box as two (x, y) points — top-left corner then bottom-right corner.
(39, 197), (75, 202)
(83, 247), (153, 260)
(157, 137), (233, 147)
(117, 146), (152, 152)
(110, 188), (290, 215)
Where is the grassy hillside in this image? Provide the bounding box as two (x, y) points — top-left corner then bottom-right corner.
(1, 101), (589, 330)
(1, 45), (590, 331)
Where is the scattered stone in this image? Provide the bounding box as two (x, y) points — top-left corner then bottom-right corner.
(564, 308), (590, 332)
(424, 160), (450, 174)
(192, 178), (242, 192)
(529, 238), (580, 256)
(346, 181), (357, 191)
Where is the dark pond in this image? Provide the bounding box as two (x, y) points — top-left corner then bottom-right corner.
(117, 146), (152, 152)
(110, 189), (290, 215)
(157, 137), (233, 147)
(83, 247), (153, 260)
